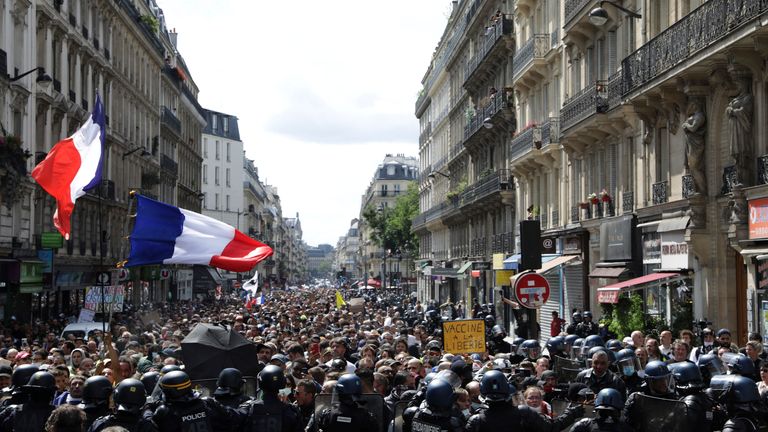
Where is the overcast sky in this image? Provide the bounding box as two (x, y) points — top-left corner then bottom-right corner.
(158, 0), (452, 247)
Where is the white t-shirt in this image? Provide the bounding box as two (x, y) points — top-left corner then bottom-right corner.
(325, 359), (356, 374)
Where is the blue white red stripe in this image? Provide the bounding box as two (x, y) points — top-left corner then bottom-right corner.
(126, 194), (273, 272)
(31, 95), (105, 240)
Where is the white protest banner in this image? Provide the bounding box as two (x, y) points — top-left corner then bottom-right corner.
(84, 286), (125, 313)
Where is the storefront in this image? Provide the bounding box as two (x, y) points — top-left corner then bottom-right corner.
(588, 215), (640, 317)
(742, 195), (768, 340)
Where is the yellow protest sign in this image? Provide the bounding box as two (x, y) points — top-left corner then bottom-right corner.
(442, 319), (486, 354)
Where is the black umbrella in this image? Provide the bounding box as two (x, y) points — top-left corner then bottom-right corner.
(180, 323), (259, 380)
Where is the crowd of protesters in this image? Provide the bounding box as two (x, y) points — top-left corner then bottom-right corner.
(0, 287), (766, 431)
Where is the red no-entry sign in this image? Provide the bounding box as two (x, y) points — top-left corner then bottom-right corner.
(514, 271), (550, 309)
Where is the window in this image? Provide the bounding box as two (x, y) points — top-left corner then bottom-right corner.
(215, 141), (220, 160)
(226, 168), (230, 187)
(387, 165), (395, 176)
(203, 138), (208, 157)
(215, 166), (220, 185)
(223, 117), (229, 133)
(394, 184), (401, 195)
(226, 142), (230, 162)
(203, 164), (207, 184)
(211, 115), (218, 131)
(381, 184), (388, 197)
(215, 193), (220, 210)
(226, 195), (230, 211)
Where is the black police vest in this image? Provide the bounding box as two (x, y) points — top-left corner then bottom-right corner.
(156, 399), (214, 432)
(242, 399), (289, 432)
(317, 403), (376, 432)
(90, 412), (158, 432)
(9, 404), (54, 432)
(412, 410), (461, 432)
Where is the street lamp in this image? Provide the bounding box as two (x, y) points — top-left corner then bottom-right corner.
(236, 209), (249, 231)
(122, 146), (151, 160)
(9, 66), (53, 88)
(589, 1), (642, 26)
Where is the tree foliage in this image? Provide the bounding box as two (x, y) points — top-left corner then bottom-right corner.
(362, 182), (419, 257)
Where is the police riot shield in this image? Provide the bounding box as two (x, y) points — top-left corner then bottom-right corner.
(314, 393), (386, 432)
(551, 399), (595, 418)
(633, 393), (688, 432)
(392, 400), (410, 432)
(191, 377), (259, 398)
(554, 357), (584, 383)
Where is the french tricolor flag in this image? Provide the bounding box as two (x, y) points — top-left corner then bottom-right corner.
(31, 95), (105, 240)
(125, 194), (273, 272)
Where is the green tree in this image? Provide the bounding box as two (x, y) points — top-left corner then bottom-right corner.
(362, 182), (419, 257)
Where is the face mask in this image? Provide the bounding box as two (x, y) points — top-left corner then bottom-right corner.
(462, 409), (470, 417)
(622, 366), (635, 377)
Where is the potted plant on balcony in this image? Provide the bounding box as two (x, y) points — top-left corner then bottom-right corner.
(587, 192), (599, 205)
(0, 129), (31, 209)
(579, 202), (590, 209)
(600, 189), (612, 203)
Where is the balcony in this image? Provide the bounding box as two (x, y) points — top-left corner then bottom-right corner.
(560, 81), (608, 133)
(564, 0), (592, 26)
(464, 17), (513, 87)
(623, 0), (768, 98)
(622, 191), (634, 213)
(540, 117), (560, 147)
(93, 37), (99, 50)
(160, 154), (178, 175)
(81, 25), (89, 40)
(464, 91), (512, 148)
(491, 232), (514, 254)
(652, 181), (668, 205)
(85, 180), (116, 201)
(161, 106), (181, 135)
(512, 33), (551, 87)
(470, 237), (488, 258)
(459, 169), (514, 209)
(81, 99), (88, 111)
(509, 124), (536, 162)
(419, 122), (432, 146)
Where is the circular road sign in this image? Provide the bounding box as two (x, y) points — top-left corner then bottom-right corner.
(514, 271), (550, 309)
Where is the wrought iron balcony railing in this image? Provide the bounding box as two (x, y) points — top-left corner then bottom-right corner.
(652, 181), (668, 205)
(561, 81), (609, 132)
(622, 191), (634, 213)
(510, 125), (536, 161)
(464, 91), (509, 143)
(758, 154), (768, 185)
(459, 169), (512, 208)
(512, 33), (550, 79)
(541, 117), (560, 147)
(571, 205), (580, 223)
(565, 0), (592, 26)
(160, 154), (178, 175)
(623, 0), (768, 97)
(161, 106), (181, 135)
(465, 17), (512, 84)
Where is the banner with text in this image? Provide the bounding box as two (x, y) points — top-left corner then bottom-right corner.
(84, 286), (125, 313)
(442, 319), (486, 354)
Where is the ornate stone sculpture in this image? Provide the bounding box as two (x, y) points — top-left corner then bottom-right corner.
(682, 101), (706, 195)
(726, 75), (753, 187)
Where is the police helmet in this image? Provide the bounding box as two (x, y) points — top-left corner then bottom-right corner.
(710, 374), (760, 405)
(492, 358), (513, 373)
(580, 335), (604, 358)
(491, 325), (506, 339)
(594, 388), (624, 411)
(615, 348), (640, 377)
(724, 353), (756, 377)
(479, 370), (513, 403)
(426, 379), (456, 411)
(214, 368), (244, 397)
(140, 372), (160, 396)
(587, 346), (615, 364)
(572, 338), (585, 359)
(583, 311), (593, 319)
(335, 374), (362, 401)
(258, 365), (286, 394)
(520, 339), (540, 359)
(330, 358), (347, 372)
(564, 334), (580, 347)
(546, 336), (565, 354)
(160, 364), (182, 375)
(159, 370), (194, 402)
(24, 371), (56, 397)
(425, 310), (438, 320)
(423, 372), (437, 387)
(605, 339), (623, 352)
(81, 375), (114, 408)
(113, 379), (147, 414)
(639, 360), (674, 395)
(572, 311), (583, 323)
(668, 361), (704, 391)
(11, 364), (39, 390)
(511, 337), (526, 353)
(425, 340), (442, 353)
(697, 353), (727, 378)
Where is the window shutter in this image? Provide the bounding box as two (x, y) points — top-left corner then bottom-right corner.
(608, 31), (618, 74)
(609, 143), (618, 196)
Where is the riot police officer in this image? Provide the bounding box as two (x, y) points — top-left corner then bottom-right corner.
(408, 378), (463, 432)
(88, 378), (158, 432)
(151, 370), (237, 432)
(0, 371), (56, 432)
(569, 388), (632, 432)
(0, 364), (38, 409)
(80, 375), (114, 429)
(579, 335), (605, 361)
(239, 365), (301, 432)
(509, 337), (526, 364)
(213, 368), (250, 408)
(545, 335), (566, 360)
(576, 311), (599, 338)
(615, 348), (642, 394)
(465, 370), (582, 432)
(519, 339), (541, 361)
(487, 325), (511, 355)
(140, 372), (160, 401)
(309, 373), (377, 432)
(668, 361), (714, 432)
(566, 312), (582, 335)
(710, 374), (762, 432)
(698, 353), (727, 386)
(623, 361), (678, 426)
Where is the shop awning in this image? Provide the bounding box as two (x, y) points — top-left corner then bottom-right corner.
(588, 266), (631, 278)
(657, 216), (690, 232)
(457, 261), (473, 273)
(539, 255), (580, 274)
(597, 272), (682, 304)
(503, 254), (560, 270)
(740, 248), (768, 257)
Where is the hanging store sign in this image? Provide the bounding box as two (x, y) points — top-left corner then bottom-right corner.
(756, 258), (768, 291)
(600, 215), (634, 262)
(661, 231), (689, 269)
(749, 197), (768, 239)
